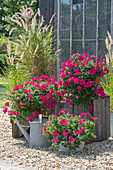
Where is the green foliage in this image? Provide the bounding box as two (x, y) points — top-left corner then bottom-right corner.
(101, 64), (113, 111)
(0, 35), (9, 74)
(42, 111), (97, 150)
(0, 65), (29, 93)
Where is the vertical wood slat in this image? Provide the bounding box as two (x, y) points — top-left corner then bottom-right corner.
(56, 0), (60, 81)
(70, 0), (73, 56)
(105, 96), (110, 139)
(101, 98), (106, 140)
(39, 0), (54, 24)
(93, 97), (102, 141)
(96, 0), (99, 58)
(82, 0), (85, 53)
(111, 0), (113, 38)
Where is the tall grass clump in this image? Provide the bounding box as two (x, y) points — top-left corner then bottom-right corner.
(101, 31), (113, 111)
(1, 0), (58, 94)
(7, 3), (57, 78)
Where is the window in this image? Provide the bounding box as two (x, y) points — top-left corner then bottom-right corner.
(57, 0), (111, 70)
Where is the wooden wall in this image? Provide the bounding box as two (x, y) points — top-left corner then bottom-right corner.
(39, 0), (54, 24)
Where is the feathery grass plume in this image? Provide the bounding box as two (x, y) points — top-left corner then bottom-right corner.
(101, 31), (113, 111)
(7, 0), (58, 78)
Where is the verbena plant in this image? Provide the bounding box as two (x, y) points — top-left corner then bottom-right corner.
(101, 31), (113, 111)
(3, 75), (63, 122)
(42, 110), (97, 150)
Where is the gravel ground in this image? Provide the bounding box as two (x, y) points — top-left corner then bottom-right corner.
(0, 109), (113, 170)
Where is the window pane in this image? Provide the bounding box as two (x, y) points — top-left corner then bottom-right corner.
(85, 0), (97, 39)
(98, 40), (106, 60)
(99, 0), (111, 39)
(60, 40), (70, 63)
(72, 2), (83, 39)
(60, 30), (70, 39)
(60, 0), (70, 29)
(85, 41), (96, 56)
(72, 41), (82, 54)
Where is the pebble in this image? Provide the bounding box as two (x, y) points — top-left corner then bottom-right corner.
(1, 109), (113, 169)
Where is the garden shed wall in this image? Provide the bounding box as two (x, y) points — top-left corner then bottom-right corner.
(39, 0), (112, 78)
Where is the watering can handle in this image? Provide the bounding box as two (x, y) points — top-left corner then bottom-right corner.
(15, 119), (30, 142)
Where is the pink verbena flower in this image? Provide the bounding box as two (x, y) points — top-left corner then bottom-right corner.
(27, 116), (33, 122)
(77, 86), (82, 90)
(89, 68), (96, 75)
(60, 119), (68, 125)
(53, 131), (59, 137)
(23, 89), (31, 93)
(58, 108), (65, 114)
(53, 138), (59, 143)
(76, 130), (83, 134)
(88, 105), (93, 111)
(8, 110), (13, 116)
(100, 71), (106, 75)
(92, 117), (98, 120)
(19, 102), (25, 106)
(5, 102), (9, 107)
(77, 55), (85, 61)
(13, 85), (19, 91)
(74, 68), (79, 72)
(41, 127), (47, 131)
(68, 136), (75, 143)
(79, 79), (85, 85)
(61, 73), (66, 78)
(81, 126), (86, 131)
(78, 120), (84, 125)
(104, 67), (109, 73)
(62, 131), (69, 136)
(27, 94), (32, 100)
(14, 111), (20, 116)
(75, 95), (79, 99)
(3, 107), (7, 114)
(33, 111), (39, 117)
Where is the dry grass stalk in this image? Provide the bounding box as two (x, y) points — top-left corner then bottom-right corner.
(105, 31), (113, 65)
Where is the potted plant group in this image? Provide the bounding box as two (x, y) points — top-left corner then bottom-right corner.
(42, 109), (97, 152)
(3, 75), (63, 123)
(3, 75), (64, 147)
(59, 52), (109, 112)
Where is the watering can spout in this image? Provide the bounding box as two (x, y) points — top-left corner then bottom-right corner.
(14, 119), (30, 142)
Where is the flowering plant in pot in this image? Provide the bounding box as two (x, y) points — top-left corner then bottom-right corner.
(59, 52), (109, 112)
(3, 75), (63, 123)
(41, 109), (97, 151)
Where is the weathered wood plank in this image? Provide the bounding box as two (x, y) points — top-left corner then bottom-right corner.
(94, 97), (102, 141)
(101, 97), (106, 140)
(11, 120), (20, 138)
(105, 96), (110, 139)
(39, 0), (54, 25)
